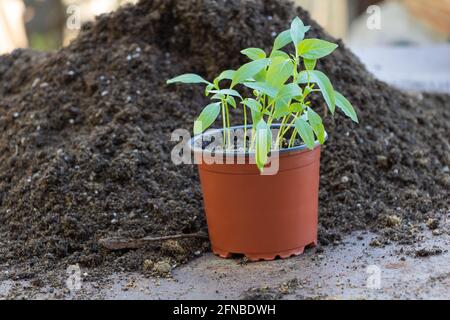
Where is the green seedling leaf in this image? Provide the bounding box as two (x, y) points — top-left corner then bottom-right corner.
(210, 93), (225, 100)
(251, 109), (263, 125)
(241, 99), (271, 116)
(194, 102), (221, 136)
(243, 82), (278, 98)
(226, 96), (237, 108)
(303, 85), (313, 97)
(214, 70), (235, 87)
(273, 30), (292, 51)
(290, 102), (304, 113)
(241, 48), (266, 60)
(255, 119), (272, 172)
(167, 73), (210, 85)
(297, 39), (338, 60)
(295, 117), (315, 149)
(273, 83), (302, 119)
(304, 58), (317, 70)
(307, 107), (325, 144)
(290, 17), (307, 46)
(205, 83), (215, 96)
(335, 91), (358, 123)
(269, 49), (291, 59)
(208, 89), (242, 98)
(298, 70), (335, 113)
(231, 58), (271, 87)
(272, 25), (310, 50)
(276, 83), (302, 101)
(253, 69), (267, 82)
(266, 57), (294, 89)
(241, 99), (265, 124)
(241, 98), (262, 113)
(273, 99), (290, 119)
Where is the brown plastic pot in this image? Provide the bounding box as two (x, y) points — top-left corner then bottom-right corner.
(190, 125), (325, 261)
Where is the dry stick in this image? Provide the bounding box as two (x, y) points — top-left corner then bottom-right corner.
(99, 232), (209, 251)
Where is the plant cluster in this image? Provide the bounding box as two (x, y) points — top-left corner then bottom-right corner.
(167, 17), (358, 171)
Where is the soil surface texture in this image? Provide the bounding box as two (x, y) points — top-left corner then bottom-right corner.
(0, 0), (448, 284)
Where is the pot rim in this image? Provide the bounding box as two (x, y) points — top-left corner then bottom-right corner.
(188, 124), (327, 157)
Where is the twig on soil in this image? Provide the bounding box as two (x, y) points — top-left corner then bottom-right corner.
(98, 232), (209, 250)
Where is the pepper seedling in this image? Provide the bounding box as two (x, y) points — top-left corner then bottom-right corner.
(167, 16), (358, 171)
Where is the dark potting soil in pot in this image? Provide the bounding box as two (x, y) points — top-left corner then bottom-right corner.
(0, 0), (448, 281)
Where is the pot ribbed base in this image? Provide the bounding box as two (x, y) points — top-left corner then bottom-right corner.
(212, 240), (317, 261)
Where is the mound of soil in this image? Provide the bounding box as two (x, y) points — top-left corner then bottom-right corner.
(0, 0), (448, 281)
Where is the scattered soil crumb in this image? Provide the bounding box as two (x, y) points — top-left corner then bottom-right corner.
(415, 247), (444, 258)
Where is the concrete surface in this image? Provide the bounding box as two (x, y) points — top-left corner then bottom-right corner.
(1, 230), (449, 300)
(352, 45), (450, 94)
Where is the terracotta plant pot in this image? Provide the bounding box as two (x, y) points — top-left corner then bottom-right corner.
(190, 125), (324, 261)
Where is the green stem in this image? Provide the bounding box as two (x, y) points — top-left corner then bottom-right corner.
(250, 127), (256, 151)
(281, 112), (300, 136)
(293, 57), (299, 83)
(221, 101), (227, 148)
(275, 115), (288, 147)
(243, 104), (247, 151)
(289, 128), (298, 148)
(225, 103), (231, 149)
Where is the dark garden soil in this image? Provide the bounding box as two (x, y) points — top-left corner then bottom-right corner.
(0, 0), (449, 283)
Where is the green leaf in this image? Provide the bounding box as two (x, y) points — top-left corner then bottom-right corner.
(276, 84), (303, 116)
(205, 83), (215, 96)
(251, 109), (263, 125)
(273, 83), (302, 119)
(167, 73), (210, 85)
(253, 68), (267, 82)
(243, 82), (278, 98)
(226, 96), (236, 109)
(194, 102), (221, 136)
(307, 108), (325, 144)
(295, 118), (315, 149)
(304, 58), (317, 70)
(241, 99), (271, 117)
(290, 102), (304, 113)
(214, 70), (235, 86)
(298, 70), (335, 113)
(266, 57), (294, 89)
(273, 100), (290, 119)
(269, 49), (291, 60)
(241, 48), (266, 60)
(241, 98), (262, 113)
(335, 91), (358, 123)
(231, 58), (271, 87)
(276, 83), (302, 101)
(273, 30), (292, 51)
(207, 89), (242, 98)
(297, 39), (338, 60)
(303, 85), (313, 97)
(242, 99), (265, 124)
(255, 119), (272, 172)
(290, 17), (307, 46)
(210, 93), (225, 100)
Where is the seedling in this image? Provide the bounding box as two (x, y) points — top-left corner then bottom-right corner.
(167, 17), (358, 171)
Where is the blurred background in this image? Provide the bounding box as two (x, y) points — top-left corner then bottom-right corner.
(0, 0), (449, 92)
